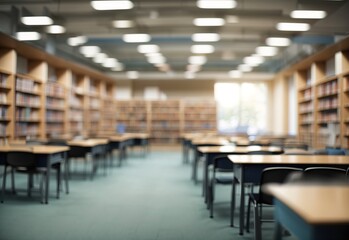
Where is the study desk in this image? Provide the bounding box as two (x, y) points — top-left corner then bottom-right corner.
(0, 145), (69, 204)
(191, 137), (230, 183)
(108, 135), (134, 166)
(67, 139), (109, 178)
(198, 145), (283, 212)
(265, 184), (349, 240)
(228, 154), (349, 235)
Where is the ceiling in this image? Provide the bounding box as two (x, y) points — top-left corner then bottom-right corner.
(0, 0), (349, 81)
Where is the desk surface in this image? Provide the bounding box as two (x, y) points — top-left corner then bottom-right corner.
(67, 139), (109, 147)
(265, 184), (349, 224)
(191, 137), (230, 145)
(228, 154), (349, 165)
(0, 145), (69, 154)
(198, 145), (283, 154)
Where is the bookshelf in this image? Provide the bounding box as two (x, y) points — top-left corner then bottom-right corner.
(100, 82), (116, 134)
(150, 100), (181, 144)
(115, 100), (149, 134)
(86, 78), (101, 137)
(183, 100), (216, 133)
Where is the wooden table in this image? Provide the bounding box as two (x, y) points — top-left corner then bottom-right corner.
(198, 145), (283, 216)
(0, 145), (69, 204)
(228, 154), (349, 235)
(265, 184), (349, 240)
(67, 139), (109, 178)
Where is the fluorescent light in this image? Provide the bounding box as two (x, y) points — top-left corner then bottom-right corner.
(256, 46), (278, 56)
(16, 31), (41, 41)
(46, 25), (66, 34)
(229, 70), (242, 78)
(122, 34), (151, 43)
(137, 44), (159, 54)
(147, 55), (166, 64)
(191, 45), (215, 54)
(226, 15), (239, 23)
(21, 16), (53, 26)
(111, 63), (124, 71)
(243, 55), (265, 66)
(291, 10), (326, 19)
(188, 56), (207, 65)
(187, 64), (201, 72)
(193, 18), (225, 26)
(266, 37), (291, 47)
(197, 0), (236, 9)
(192, 33), (220, 42)
(67, 36), (87, 46)
(112, 20), (134, 28)
(79, 46), (101, 57)
(276, 22), (310, 31)
(93, 53), (108, 63)
(102, 58), (119, 68)
(238, 64), (252, 72)
(91, 0), (133, 10)
(127, 71), (139, 79)
(185, 71), (196, 79)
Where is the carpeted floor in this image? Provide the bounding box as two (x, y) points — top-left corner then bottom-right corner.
(0, 147), (296, 240)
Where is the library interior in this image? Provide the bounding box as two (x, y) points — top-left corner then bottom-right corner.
(0, 1), (349, 240)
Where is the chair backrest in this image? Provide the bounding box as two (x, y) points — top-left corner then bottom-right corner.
(259, 167), (303, 205)
(213, 156), (234, 170)
(303, 167), (347, 184)
(7, 151), (36, 168)
(283, 143), (308, 150)
(68, 146), (87, 158)
(46, 139), (68, 146)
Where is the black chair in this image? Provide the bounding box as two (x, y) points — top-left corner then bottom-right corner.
(207, 156), (238, 223)
(1, 150), (47, 203)
(246, 167), (303, 240)
(283, 142), (308, 151)
(303, 167), (348, 184)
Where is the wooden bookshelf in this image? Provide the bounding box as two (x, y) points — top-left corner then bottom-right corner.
(86, 78), (101, 137)
(100, 82), (116, 134)
(183, 100), (216, 133)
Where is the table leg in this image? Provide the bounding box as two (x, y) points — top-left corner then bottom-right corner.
(239, 172), (245, 235)
(45, 156), (51, 204)
(192, 148), (198, 183)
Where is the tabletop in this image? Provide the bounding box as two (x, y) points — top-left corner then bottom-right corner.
(198, 145), (283, 154)
(0, 145), (69, 154)
(67, 139), (109, 147)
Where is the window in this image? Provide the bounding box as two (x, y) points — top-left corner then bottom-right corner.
(214, 82), (268, 134)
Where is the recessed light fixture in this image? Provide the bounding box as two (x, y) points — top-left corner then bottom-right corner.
(266, 37), (291, 47)
(193, 18), (225, 26)
(197, 0), (237, 9)
(112, 20), (134, 28)
(147, 55), (166, 64)
(244, 55), (265, 66)
(137, 44), (160, 54)
(238, 64), (252, 72)
(67, 36), (87, 46)
(256, 46), (278, 56)
(191, 45), (215, 54)
(112, 63), (124, 71)
(192, 33), (220, 42)
(79, 46), (101, 58)
(91, 0), (134, 10)
(93, 53), (108, 63)
(46, 25), (66, 34)
(102, 58), (119, 68)
(229, 70), (242, 78)
(16, 31), (41, 41)
(290, 10), (327, 19)
(188, 56), (207, 65)
(21, 16), (53, 26)
(276, 22), (310, 31)
(122, 34), (151, 43)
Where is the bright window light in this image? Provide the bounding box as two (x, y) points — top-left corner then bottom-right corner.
(127, 71), (139, 79)
(291, 10), (327, 19)
(112, 20), (134, 28)
(46, 25), (66, 34)
(137, 44), (159, 54)
(276, 22), (310, 31)
(67, 36), (87, 46)
(91, 0), (134, 10)
(188, 56), (207, 65)
(197, 0), (236, 9)
(256, 46), (278, 56)
(16, 31), (41, 41)
(191, 45), (215, 54)
(229, 70), (242, 78)
(122, 34), (151, 43)
(266, 37), (291, 47)
(79, 46), (101, 57)
(21, 16), (53, 26)
(192, 33), (220, 42)
(193, 18), (225, 26)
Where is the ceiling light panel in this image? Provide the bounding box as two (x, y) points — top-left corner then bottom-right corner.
(123, 34), (151, 43)
(197, 0), (237, 9)
(112, 20), (134, 28)
(290, 10), (327, 19)
(46, 25), (66, 34)
(191, 45), (215, 54)
(16, 31), (41, 41)
(21, 16), (53, 26)
(79, 46), (101, 57)
(276, 22), (310, 31)
(67, 36), (87, 46)
(91, 0), (134, 10)
(256, 46), (278, 56)
(192, 33), (220, 42)
(266, 37), (291, 47)
(138, 44), (160, 54)
(193, 18), (225, 26)
(188, 56), (207, 65)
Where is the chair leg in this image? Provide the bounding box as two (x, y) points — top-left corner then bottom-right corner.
(254, 202), (262, 240)
(56, 163), (61, 199)
(209, 179), (214, 218)
(230, 180), (236, 227)
(1, 165), (7, 203)
(40, 172), (45, 204)
(11, 168), (16, 194)
(246, 196), (251, 232)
